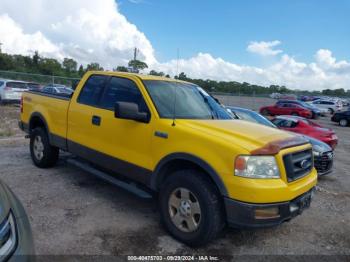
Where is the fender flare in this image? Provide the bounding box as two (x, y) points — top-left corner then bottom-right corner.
(29, 112), (50, 135)
(150, 153), (228, 197)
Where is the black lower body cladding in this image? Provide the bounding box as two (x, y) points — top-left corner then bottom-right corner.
(225, 188), (315, 228)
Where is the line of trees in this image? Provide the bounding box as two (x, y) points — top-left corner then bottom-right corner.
(0, 51), (349, 97)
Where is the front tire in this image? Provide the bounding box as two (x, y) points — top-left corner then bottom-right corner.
(159, 170), (224, 247)
(30, 127), (59, 168)
(339, 119), (348, 127)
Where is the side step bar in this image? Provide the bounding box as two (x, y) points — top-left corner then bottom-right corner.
(66, 158), (153, 199)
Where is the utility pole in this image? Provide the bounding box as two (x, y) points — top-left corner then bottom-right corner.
(132, 47), (139, 72)
(133, 47), (137, 61)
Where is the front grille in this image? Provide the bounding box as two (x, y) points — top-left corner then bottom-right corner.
(283, 149), (313, 182)
(0, 213), (17, 258)
(314, 151), (333, 174)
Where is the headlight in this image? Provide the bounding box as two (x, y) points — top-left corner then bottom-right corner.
(235, 155), (280, 179)
(313, 150), (321, 157)
(0, 213), (17, 258)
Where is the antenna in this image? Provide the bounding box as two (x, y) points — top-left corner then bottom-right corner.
(172, 48), (180, 126)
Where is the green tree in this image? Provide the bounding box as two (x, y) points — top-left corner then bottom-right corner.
(149, 70), (165, 76)
(114, 66), (129, 72)
(38, 58), (62, 75)
(78, 65), (84, 76)
(128, 59), (148, 71)
(33, 51), (40, 66)
(86, 62), (103, 71)
(62, 58), (78, 73)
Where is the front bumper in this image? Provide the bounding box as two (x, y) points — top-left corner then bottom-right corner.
(1, 184), (35, 261)
(314, 151), (334, 176)
(225, 187), (315, 228)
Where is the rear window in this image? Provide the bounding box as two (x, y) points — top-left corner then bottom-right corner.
(6, 81), (28, 89)
(77, 75), (108, 106)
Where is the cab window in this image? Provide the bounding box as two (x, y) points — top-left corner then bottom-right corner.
(77, 75), (107, 106)
(99, 77), (149, 114)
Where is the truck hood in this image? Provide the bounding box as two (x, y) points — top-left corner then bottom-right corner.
(179, 119), (307, 153)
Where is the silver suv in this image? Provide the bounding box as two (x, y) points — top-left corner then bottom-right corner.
(0, 80), (29, 104)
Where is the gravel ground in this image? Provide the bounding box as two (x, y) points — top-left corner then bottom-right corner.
(0, 101), (349, 257)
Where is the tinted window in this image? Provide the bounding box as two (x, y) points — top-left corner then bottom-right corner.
(0, 81), (4, 86)
(100, 77), (149, 113)
(6, 81), (27, 89)
(272, 119), (297, 128)
(78, 75), (107, 106)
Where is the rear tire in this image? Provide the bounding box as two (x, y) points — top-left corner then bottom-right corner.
(328, 108), (334, 114)
(30, 127), (59, 168)
(339, 119), (348, 127)
(159, 170), (225, 247)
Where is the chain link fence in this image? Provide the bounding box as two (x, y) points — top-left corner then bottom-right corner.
(0, 70), (80, 87)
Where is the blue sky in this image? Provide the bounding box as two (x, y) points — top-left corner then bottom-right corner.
(119, 0), (349, 66)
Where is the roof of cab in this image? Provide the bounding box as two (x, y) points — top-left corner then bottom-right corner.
(87, 70), (191, 84)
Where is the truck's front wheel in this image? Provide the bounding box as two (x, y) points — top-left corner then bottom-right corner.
(30, 127), (59, 168)
(159, 170), (224, 247)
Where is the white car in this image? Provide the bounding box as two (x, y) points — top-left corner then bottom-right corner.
(0, 80), (29, 104)
(311, 99), (343, 114)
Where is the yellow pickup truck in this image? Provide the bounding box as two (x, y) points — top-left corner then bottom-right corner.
(19, 71), (317, 246)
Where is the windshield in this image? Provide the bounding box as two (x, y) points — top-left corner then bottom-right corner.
(143, 80), (233, 119)
(232, 108), (276, 128)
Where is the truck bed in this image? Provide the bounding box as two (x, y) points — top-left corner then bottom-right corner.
(21, 90), (71, 146)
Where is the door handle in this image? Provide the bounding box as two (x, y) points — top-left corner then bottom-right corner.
(92, 115), (101, 126)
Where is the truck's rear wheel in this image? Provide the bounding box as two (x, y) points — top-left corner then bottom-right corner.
(30, 127), (59, 168)
(159, 170), (224, 247)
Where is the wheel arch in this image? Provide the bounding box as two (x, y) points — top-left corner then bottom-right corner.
(29, 112), (50, 137)
(151, 153), (228, 197)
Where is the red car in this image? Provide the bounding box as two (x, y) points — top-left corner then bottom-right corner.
(271, 116), (338, 149)
(260, 102), (312, 118)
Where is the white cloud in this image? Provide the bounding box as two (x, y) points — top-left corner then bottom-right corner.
(247, 40), (283, 56)
(0, 1), (349, 91)
(0, 0), (156, 67)
(151, 51), (350, 91)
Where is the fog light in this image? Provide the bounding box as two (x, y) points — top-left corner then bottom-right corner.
(255, 207), (280, 219)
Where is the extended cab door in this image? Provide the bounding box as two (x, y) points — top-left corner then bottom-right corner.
(67, 74), (154, 184)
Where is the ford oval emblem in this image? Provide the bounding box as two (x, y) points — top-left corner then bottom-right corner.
(300, 159), (311, 169)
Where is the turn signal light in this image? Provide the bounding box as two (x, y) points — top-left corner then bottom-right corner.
(255, 207), (280, 219)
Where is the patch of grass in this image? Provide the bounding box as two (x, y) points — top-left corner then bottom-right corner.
(0, 105), (21, 138)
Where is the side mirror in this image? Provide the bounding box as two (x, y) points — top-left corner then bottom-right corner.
(114, 102), (150, 123)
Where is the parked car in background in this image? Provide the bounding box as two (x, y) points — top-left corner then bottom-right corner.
(0, 179), (35, 259)
(227, 107), (334, 176)
(277, 100), (323, 119)
(271, 115), (338, 149)
(0, 80), (29, 104)
(260, 103), (312, 118)
(26, 82), (42, 91)
(331, 110), (350, 127)
(279, 94), (297, 100)
(42, 84), (73, 95)
(311, 99), (342, 114)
